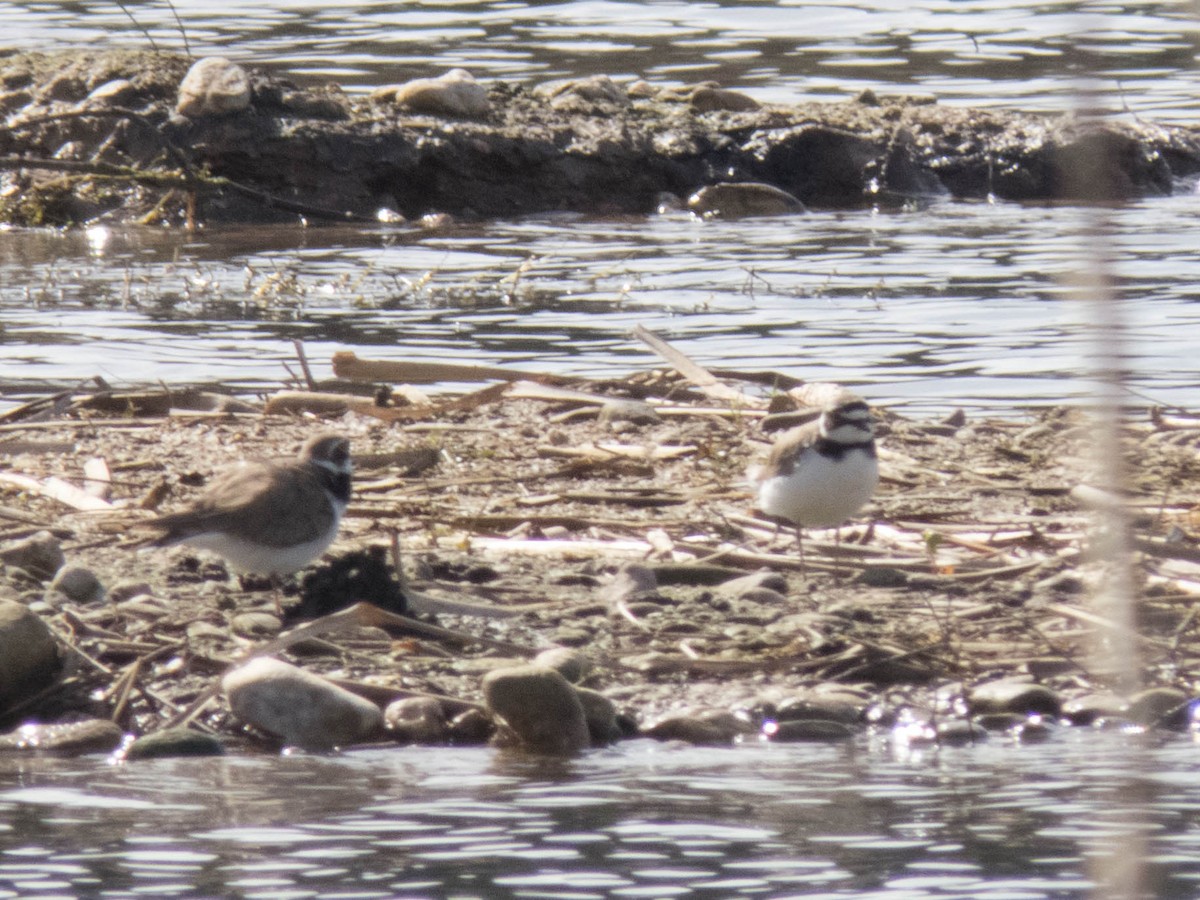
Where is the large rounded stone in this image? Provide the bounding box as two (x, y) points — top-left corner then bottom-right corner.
(176, 57), (251, 118)
(222, 657), (384, 751)
(482, 664), (589, 755)
(0, 600), (61, 712)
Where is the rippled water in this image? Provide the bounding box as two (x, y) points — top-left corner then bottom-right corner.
(2, 733), (1199, 898)
(3, 2), (1200, 414)
(7, 0), (1200, 118)
(4, 197), (1200, 415)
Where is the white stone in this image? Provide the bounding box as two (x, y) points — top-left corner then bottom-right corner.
(222, 657), (383, 751)
(176, 57), (251, 118)
(384, 69), (489, 119)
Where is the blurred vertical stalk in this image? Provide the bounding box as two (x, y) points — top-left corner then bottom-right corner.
(1077, 207), (1139, 694)
(1067, 37), (1144, 900)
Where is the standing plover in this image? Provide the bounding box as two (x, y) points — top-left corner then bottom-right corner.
(146, 433), (352, 579)
(754, 397), (878, 571)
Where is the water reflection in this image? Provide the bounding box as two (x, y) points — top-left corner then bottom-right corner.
(4, 198), (1200, 415)
(2, 734), (1200, 897)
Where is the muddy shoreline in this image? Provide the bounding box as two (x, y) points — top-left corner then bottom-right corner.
(2, 49), (1198, 227)
(2, 353), (1199, 755)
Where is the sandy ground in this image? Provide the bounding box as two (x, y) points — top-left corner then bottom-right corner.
(2, 366), (1200, 746)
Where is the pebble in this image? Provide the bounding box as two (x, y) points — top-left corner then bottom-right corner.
(689, 86), (760, 112)
(532, 647), (591, 684)
(482, 664), (590, 755)
(86, 78), (137, 105)
(48, 564), (105, 603)
(0, 531), (65, 580)
(176, 57), (251, 118)
(643, 709), (756, 746)
(447, 707), (495, 745)
(384, 697), (449, 744)
(222, 657), (384, 751)
(765, 719), (857, 742)
(229, 611), (283, 639)
(858, 566), (909, 588)
(549, 627), (593, 647)
(687, 182), (806, 218)
(1010, 716), (1054, 743)
(575, 686), (622, 745)
(967, 679), (1062, 717)
(376, 69), (490, 119)
(975, 712), (1029, 732)
(0, 719), (123, 755)
(108, 581), (156, 603)
(935, 720), (988, 746)
(775, 694), (863, 725)
(124, 727), (225, 760)
(597, 399), (661, 427)
(1061, 692), (1127, 726)
(0, 599), (61, 711)
(1125, 687), (1192, 729)
(538, 75), (629, 110)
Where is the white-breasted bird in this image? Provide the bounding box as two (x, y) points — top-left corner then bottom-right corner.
(753, 396), (878, 571)
(144, 433), (352, 579)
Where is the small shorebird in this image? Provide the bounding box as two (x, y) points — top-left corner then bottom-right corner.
(753, 396), (878, 572)
(145, 433), (352, 581)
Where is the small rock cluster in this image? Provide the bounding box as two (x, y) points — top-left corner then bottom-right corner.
(2, 524), (1199, 761)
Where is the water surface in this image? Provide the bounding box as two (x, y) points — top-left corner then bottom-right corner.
(1, 732), (1197, 898)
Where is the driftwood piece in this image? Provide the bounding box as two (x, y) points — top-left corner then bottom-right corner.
(536, 441), (696, 461)
(264, 390), (420, 417)
(632, 325), (752, 406)
(331, 351), (575, 386)
(0, 472), (115, 511)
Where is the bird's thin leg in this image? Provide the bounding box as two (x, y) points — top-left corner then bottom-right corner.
(795, 525), (805, 576)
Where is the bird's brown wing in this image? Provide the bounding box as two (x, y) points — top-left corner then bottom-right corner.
(146, 461), (323, 545)
(761, 420), (822, 479)
(233, 465), (337, 548)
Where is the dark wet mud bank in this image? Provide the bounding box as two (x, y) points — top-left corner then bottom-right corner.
(2, 50), (1197, 227)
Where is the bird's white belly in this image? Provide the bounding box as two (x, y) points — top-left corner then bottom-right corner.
(182, 526), (338, 575)
(757, 448), (878, 528)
